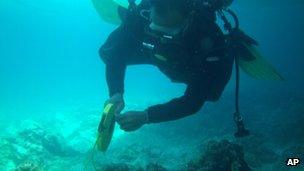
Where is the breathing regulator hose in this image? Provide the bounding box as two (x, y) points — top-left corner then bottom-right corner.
(218, 9), (250, 138)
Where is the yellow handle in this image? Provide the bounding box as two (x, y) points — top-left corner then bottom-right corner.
(103, 103), (114, 114)
(102, 103), (115, 129)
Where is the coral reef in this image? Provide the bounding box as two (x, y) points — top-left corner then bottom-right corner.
(0, 120), (80, 170)
(187, 140), (252, 171)
(96, 162), (167, 171)
(1, 95), (303, 170)
(236, 134), (279, 168)
(14, 161), (42, 171)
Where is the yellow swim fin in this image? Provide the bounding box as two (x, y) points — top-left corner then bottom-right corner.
(91, 0), (122, 25)
(239, 44), (285, 81)
(91, 0), (141, 25)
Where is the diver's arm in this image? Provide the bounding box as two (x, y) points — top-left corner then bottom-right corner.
(146, 82), (206, 123)
(105, 62), (126, 97)
(101, 45), (127, 97)
(100, 28), (128, 97)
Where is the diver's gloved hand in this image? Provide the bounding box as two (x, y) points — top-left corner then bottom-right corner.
(116, 111), (149, 132)
(104, 93), (125, 115)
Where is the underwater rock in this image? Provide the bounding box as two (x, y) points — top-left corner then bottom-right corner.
(50, 112), (97, 154)
(236, 134), (279, 168)
(97, 162), (167, 171)
(0, 138), (19, 170)
(13, 120), (79, 157)
(1, 160), (16, 171)
(14, 161), (42, 171)
(0, 138), (16, 160)
(98, 163), (142, 171)
(187, 140), (252, 171)
(146, 163), (167, 171)
(0, 120), (82, 170)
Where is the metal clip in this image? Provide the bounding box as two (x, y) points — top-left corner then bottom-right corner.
(142, 42), (155, 50)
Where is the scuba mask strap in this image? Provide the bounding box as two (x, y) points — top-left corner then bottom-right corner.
(219, 9), (250, 138)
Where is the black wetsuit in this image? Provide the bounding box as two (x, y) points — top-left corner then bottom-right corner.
(99, 3), (234, 123)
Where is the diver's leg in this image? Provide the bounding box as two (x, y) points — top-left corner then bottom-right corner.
(203, 53), (234, 101)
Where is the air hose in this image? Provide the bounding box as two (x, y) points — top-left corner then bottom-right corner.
(218, 9), (250, 138)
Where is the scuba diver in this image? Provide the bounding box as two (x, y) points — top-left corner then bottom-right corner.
(96, 0), (283, 135)
(100, 0), (234, 132)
